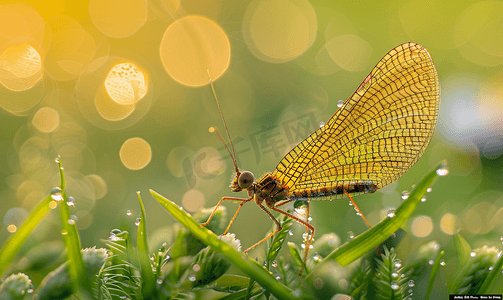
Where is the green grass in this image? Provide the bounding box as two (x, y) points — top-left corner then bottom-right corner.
(1, 159), (502, 299)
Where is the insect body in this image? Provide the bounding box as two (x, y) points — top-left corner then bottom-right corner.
(203, 42), (440, 276)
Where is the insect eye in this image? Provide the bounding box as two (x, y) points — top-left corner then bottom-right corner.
(238, 171), (254, 189)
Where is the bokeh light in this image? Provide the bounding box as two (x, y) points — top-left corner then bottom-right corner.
(160, 15), (230, 87)
(120, 137), (152, 170)
(242, 0), (317, 63)
(325, 35), (372, 72)
(75, 56), (153, 129)
(411, 215), (434, 238)
(440, 213), (458, 235)
(44, 14), (96, 81)
(32, 107), (60, 133)
(89, 0), (147, 38)
(104, 62), (148, 105)
(182, 189), (205, 212)
(85, 174), (107, 199)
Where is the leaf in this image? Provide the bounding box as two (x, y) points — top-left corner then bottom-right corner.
(136, 192), (155, 298)
(454, 233), (471, 269)
(267, 218), (293, 262)
(477, 250), (503, 294)
(56, 159), (87, 293)
(287, 242), (303, 269)
(0, 273), (32, 300)
(315, 160), (445, 270)
(150, 190), (295, 300)
(211, 274), (253, 293)
(425, 250), (444, 300)
(0, 195), (53, 277)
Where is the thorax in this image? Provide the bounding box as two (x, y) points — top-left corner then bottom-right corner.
(250, 173), (287, 208)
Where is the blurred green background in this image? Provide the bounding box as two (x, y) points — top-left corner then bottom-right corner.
(0, 0), (502, 297)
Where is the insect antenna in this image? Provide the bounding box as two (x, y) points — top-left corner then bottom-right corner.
(207, 71), (240, 173)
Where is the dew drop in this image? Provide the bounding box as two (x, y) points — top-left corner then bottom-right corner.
(66, 196), (75, 206)
(61, 230), (68, 235)
(157, 277), (163, 284)
(391, 281), (399, 290)
(193, 264), (201, 271)
(489, 266), (494, 271)
(27, 288), (34, 294)
(272, 260), (277, 267)
(387, 208), (395, 218)
(337, 100), (344, 108)
(421, 196), (427, 202)
(440, 260), (445, 266)
(429, 259), (434, 265)
(401, 191), (410, 200)
(162, 242), (168, 247)
(394, 262), (402, 268)
(109, 233), (120, 241)
(349, 200), (353, 206)
(408, 289), (413, 293)
(55, 157), (60, 163)
(348, 231), (355, 239)
(126, 210), (132, 216)
(401, 274), (405, 278)
(408, 280), (415, 287)
(68, 219), (75, 225)
(426, 187), (432, 193)
(391, 272), (398, 278)
(111, 229), (121, 235)
(51, 187), (64, 201)
(436, 166), (449, 176)
(189, 275), (196, 282)
(275, 273), (281, 280)
(470, 251), (476, 257)
(319, 121), (325, 128)
(135, 218), (141, 226)
(313, 254), (322, 261)
(288, 230), (293, 236)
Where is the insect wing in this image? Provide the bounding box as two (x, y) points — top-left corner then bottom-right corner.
(272, 42), (440, 200)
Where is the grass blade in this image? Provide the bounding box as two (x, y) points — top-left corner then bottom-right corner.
(136, 192), (155, 298)
(477, 250), (503, 294)
(454, 233), (471, 268)
(56, 159), (87, 292)
(315, 160), (445, 270)
(150, 189), (295, 300)
(424, 250), (444, 300)
(0, 195), (53, 276)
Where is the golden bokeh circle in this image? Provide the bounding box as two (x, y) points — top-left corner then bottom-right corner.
(242, 0), (317, 63)
(160, 15), (231, 87)
(32, 107), (60, 133)
(182, 189), (205, 212)
(120, 137), (152, 170)
(89, 0), (147, 38)
(104, 62), (148, 105)
(440, 213), (458, 235)
(325, 35), (372, 72)
(85, 174), (107, 199)
(411, 215), (433, 238)
(0, 43), (42, 78)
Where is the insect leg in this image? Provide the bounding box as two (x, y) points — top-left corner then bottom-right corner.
(200, 197), (251, 229)
(244, 202), (281, 253)
(270, 206), (314, 276)
(344, 191), (371, 228)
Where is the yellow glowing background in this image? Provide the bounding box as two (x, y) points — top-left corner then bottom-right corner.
(0, 0), (502, 296)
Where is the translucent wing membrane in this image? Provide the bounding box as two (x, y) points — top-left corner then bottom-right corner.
(272, 42), (440, 200)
